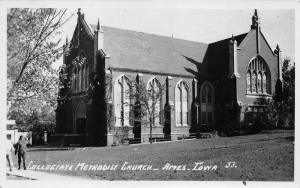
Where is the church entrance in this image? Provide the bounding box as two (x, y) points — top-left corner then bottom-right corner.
(74, 101), (87, 134)
(76, 118), (86, 134)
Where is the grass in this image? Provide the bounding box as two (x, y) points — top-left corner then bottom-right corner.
(10, 130), (294, 181)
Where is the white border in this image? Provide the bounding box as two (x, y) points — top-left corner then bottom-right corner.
(1, 1), (299, 188)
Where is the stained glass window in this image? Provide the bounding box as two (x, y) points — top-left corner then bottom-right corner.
(247, 56), (270, 94)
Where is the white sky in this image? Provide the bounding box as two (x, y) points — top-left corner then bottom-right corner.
(53, 8), (295, 68)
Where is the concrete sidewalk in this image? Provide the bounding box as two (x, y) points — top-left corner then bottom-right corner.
(6, 169), (89, 180)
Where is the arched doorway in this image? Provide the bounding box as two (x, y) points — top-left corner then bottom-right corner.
(74, 102), (87, 134)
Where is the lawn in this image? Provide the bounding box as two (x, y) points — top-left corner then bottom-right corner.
(10, 130), (294, 181)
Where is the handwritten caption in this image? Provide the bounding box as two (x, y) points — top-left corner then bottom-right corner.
(27, 161), (238, 171)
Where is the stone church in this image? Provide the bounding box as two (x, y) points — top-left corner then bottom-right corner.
(55, 9), (283, 146)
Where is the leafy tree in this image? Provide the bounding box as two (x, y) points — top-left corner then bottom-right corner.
(7, 8), (72, 130)
(125, 78), (165, 144)
(255, 58), (294, 129)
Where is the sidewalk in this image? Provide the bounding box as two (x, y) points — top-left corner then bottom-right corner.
(6, 169), (89, 180)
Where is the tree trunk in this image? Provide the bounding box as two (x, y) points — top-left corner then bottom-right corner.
(150, 117), (153, 144)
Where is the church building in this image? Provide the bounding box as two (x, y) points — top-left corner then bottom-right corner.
(55, 9), (283, 146)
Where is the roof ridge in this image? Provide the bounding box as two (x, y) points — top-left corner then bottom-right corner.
(89, 24), (208, 45)
(208, 32), (248, 45)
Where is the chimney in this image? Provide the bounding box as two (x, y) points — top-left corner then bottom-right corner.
(228, 35), (239, 78)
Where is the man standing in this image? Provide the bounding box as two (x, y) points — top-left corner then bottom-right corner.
(15, 135), (27, 170)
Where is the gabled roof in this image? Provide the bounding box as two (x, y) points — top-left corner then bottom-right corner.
(89, 24), (209, 77)
(205, 33), (248, 77)
(209, 33), (248, 48)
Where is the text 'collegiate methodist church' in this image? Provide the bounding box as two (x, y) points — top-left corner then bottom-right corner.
(55, 9), (283, 146)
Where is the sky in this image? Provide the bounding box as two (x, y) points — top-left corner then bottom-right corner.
(53, 8), (295, 68)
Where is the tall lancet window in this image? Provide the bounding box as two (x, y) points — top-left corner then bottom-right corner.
(115, 75), (131, 127)
(252, 72), (257, 93)
(175, 86), (182, 125)
(78, 67), (81, 92)
(82, 66), (86, 90)
(263, 73), (267, 93)
(200, 82), (214, 125)
(247, 71), (251, 92)
(81, 66), (85, 91)
(182, 84), (188, 125)
(246, 56), (271, 94)
(73, 68), (76, 92)
(257, 73), (262, 93)
(175, 81), (189, 126)
(147, 78), (162, 126)
(76, 68), (79, 92)
(86, 65), (89, 89)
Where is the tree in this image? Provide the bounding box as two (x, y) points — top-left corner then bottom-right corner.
(254, 58), (295, 130)
(125, 78), (165, 144)
(280, 58), (295, 127)
(7, 8), (72, 129)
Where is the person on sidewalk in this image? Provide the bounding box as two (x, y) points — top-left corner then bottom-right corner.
(15, 135), (28, 170)
(6, 140), (14, 171)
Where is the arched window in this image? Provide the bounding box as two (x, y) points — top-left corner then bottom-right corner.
(246, 56), (270, 94)
(175, 81), (189, 126)
(115, 75), (131, 127)
(200, 82), (214, 125)
(147, 78), (162, 126)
